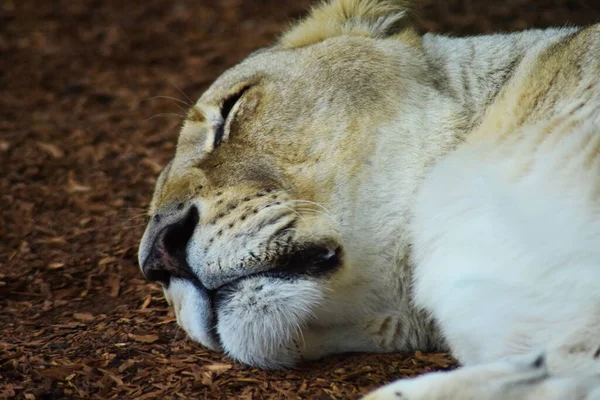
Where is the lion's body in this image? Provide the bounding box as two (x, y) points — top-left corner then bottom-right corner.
(139, 1), (600, 397)
(413, 24), (600, 361)
(413, 85), (600, 367)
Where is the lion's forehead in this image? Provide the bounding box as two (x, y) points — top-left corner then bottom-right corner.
(201, 36), (399, 106)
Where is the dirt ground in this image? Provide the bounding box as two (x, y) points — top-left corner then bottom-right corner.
(1, 0), (600, 399)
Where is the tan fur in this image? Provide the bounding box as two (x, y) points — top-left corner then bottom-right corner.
(471, 26), (600, 142)
(280, 0), (417, 48)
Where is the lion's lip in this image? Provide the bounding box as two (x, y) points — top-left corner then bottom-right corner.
(208, 244), (342, 296)
(180, 277), (222, 350)
(210, 245), (342, 314)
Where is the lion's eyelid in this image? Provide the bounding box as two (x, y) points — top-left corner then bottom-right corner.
(215, 85), (252, 147)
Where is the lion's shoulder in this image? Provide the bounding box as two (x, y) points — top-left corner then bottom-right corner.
(470, 24), (600, 141)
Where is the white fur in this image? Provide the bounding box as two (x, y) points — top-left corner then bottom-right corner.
(217, 276), (324, 368)
(411, 103), (600, 365)
(168, 278), (220, 351)
(366, 90), (600, 399)
(365, 354), (600, 400)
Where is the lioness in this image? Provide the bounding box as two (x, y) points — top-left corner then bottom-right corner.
(139, 0), (600, 397)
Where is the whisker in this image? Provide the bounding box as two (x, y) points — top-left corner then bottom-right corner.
(146, 113), (185, 122)
(120, 212), (147, 218)
(171, 102), (189, 114)
(293, 207), (339, 229)
(123, 222), (149, 228)
(118, 208), (147, 215)
(277, 205), (310, 230)
(117, 213), (148, 226)
(287, 199), (335, 218)
(291, 208), (340, 235)
(169, 81), (194, 105)
(112, 212), (150, 237)
(143, 95), (191, 107)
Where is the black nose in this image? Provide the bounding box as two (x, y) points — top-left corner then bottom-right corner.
(142, 206), (199, 285)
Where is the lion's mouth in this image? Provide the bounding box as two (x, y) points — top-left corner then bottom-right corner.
(142, 205), (342, 287)
(175, 241), (343, 352)
(140, 204), (343, 364)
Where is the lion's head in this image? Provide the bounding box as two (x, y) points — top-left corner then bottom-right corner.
(139, 0), (454, 369)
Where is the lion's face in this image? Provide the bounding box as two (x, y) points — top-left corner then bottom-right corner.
(139, 0), (435, 369)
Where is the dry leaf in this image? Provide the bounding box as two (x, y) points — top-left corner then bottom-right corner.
(118, 359), (137, 373)
(98, 257), (117, 266)
(137, 390), (166, 400)
(205, 363), (233, 373)
(66, 178), (91, 193)
(140, 295), (152, 310)
(47, 237), (68, 245)
(99, 368), (125, 386)
(36, 141), (64, 159)
(79, 217), (92, 226)
(48, 262), (64, 270)
(201, 371), (213, 386)
(107, 275), (120, 297)
(128, 333), (159, 343)
(73, 312), (95, 321)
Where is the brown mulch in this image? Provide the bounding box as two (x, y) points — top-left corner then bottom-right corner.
(1, 0), (599, 399)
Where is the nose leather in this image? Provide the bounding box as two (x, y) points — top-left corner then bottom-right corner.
(142, 206), (199, 285)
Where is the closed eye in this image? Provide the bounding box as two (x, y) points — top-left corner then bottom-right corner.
(214, 86), (251, 147)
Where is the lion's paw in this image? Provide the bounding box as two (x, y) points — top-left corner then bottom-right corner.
(361, 380), (414, 400)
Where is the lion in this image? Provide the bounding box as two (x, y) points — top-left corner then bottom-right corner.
(138, 0), (600, 397)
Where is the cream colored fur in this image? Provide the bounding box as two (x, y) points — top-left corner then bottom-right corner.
(138, 0), (600, 397)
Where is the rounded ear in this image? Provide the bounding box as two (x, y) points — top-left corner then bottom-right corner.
(280, 0), (418, 49)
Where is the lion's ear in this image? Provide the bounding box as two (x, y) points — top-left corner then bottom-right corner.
(280, 0), (417, 48)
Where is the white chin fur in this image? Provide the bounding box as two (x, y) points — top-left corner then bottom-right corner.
(167, 276), (324, 369)
(217, 276), (324, 369)
(167, 279), (220, 351)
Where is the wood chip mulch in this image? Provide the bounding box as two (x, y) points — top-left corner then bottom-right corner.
(2, 0), (599, 398)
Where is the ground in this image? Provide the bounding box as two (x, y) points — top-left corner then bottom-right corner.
(1, 0), (599, 399)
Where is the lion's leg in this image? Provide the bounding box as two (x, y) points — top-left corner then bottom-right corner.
(363, 352), (600, 400)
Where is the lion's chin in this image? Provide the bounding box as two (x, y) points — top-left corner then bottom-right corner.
(169, 275), (325, 369)
(166, 279), (221, 351)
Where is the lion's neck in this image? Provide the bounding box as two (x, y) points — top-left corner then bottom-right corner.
(421, 27), (579, 130)
(328, 26), (582, 349)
